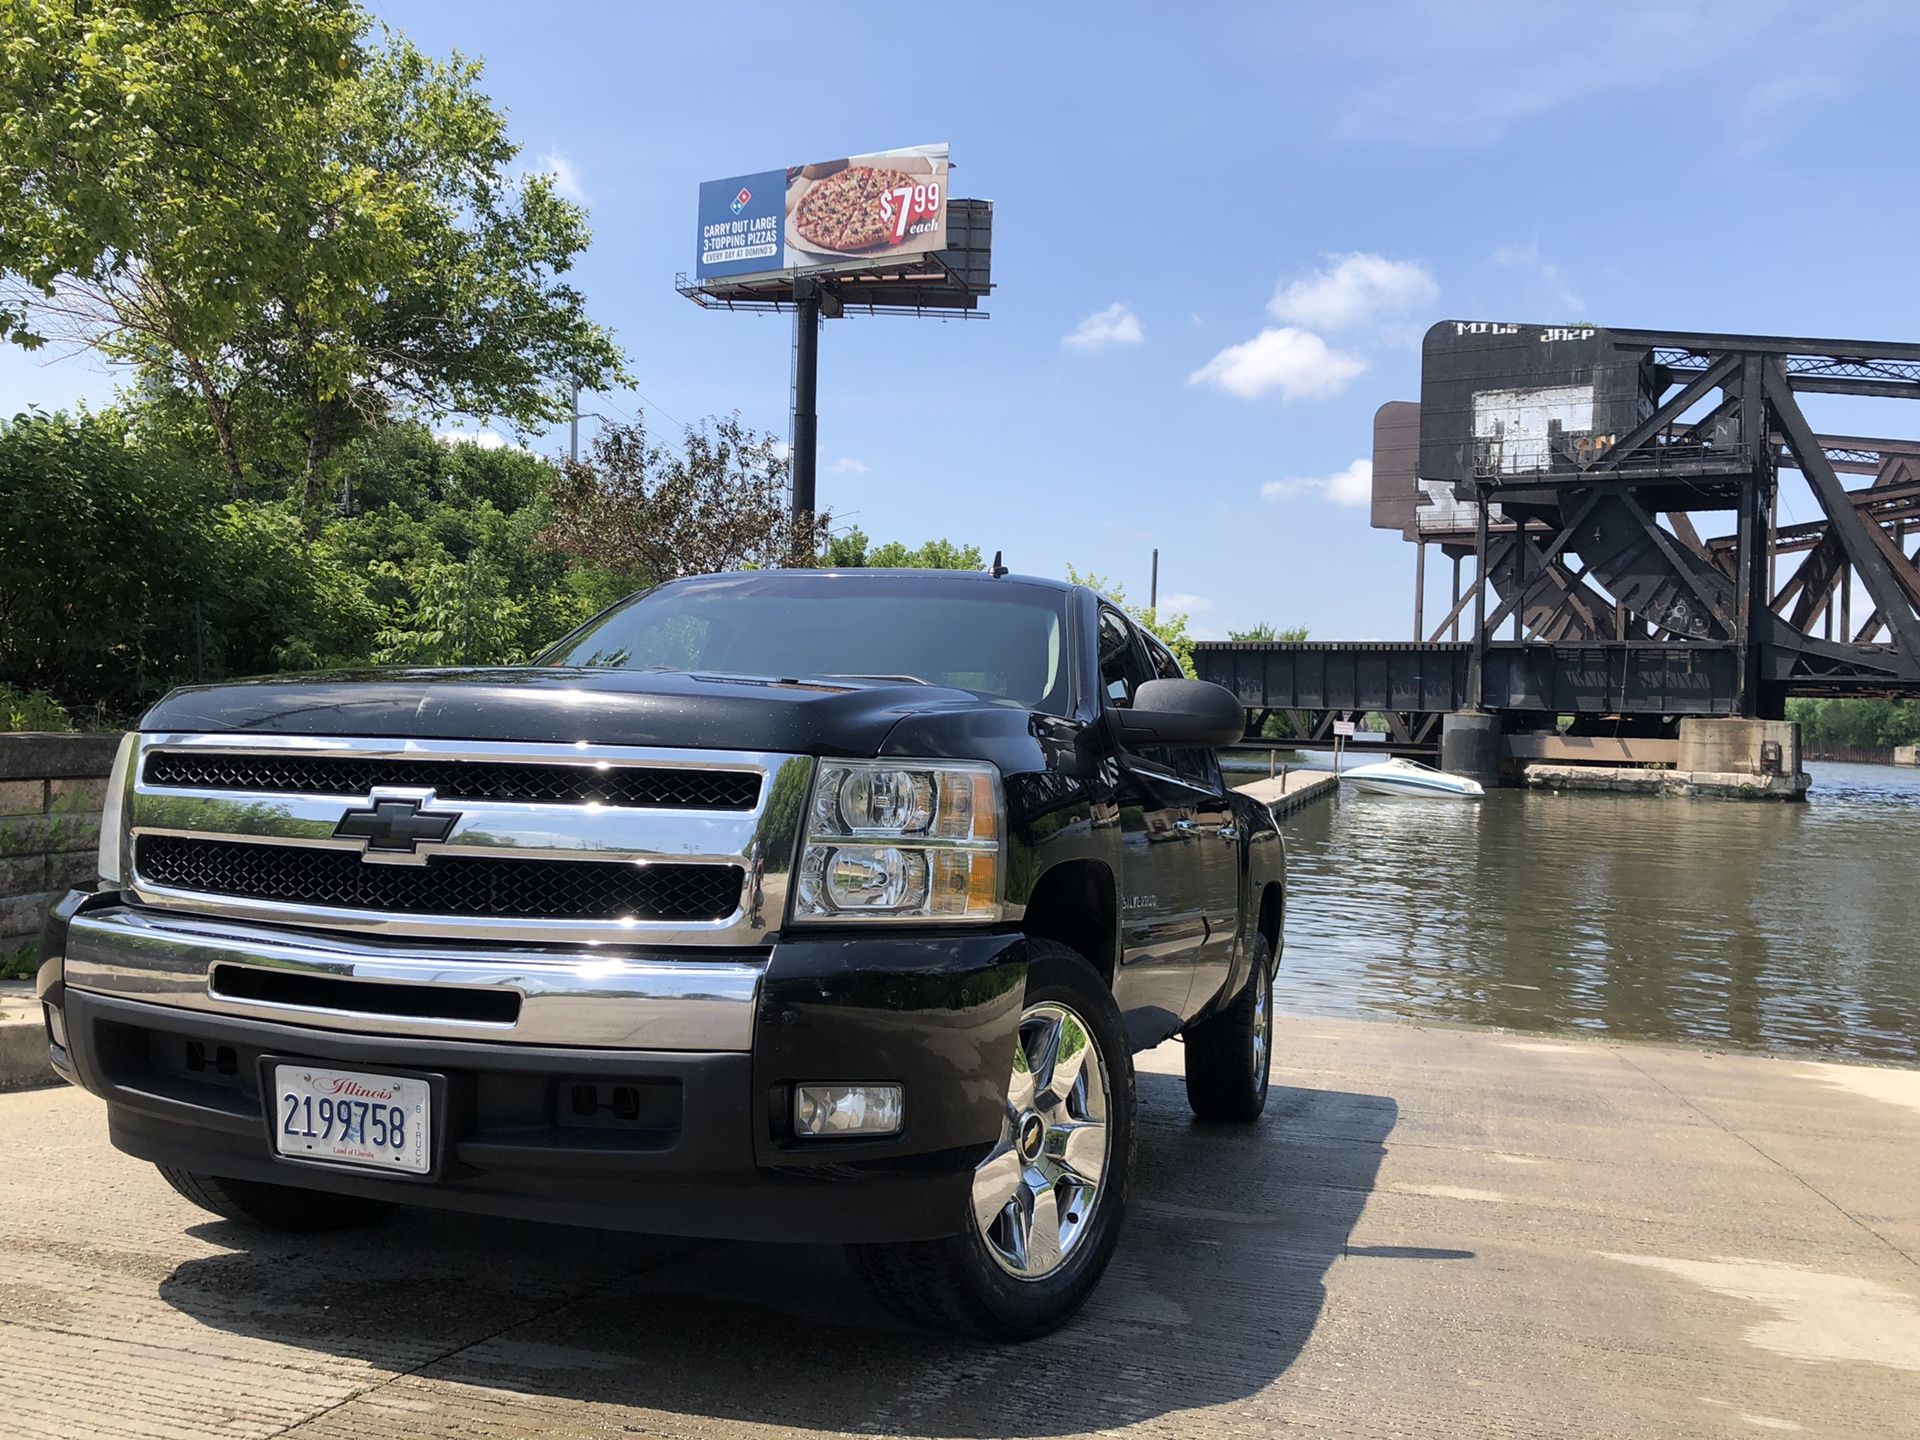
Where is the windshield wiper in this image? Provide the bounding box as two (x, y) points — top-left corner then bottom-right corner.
(821, 673), (931, 685)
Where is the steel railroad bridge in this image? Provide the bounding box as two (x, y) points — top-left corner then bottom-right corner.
(1195, 322), (1920, 757)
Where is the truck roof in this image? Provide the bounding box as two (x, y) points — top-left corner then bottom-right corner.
(674, 568), (1078, 594)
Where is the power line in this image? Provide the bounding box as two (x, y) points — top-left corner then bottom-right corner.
(596, 389), (687, 431)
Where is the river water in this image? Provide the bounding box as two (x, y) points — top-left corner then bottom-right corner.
(1271, 757), (1920, 1063)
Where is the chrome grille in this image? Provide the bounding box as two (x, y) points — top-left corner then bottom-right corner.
(143, 750), (759, 810)
(124, 734), (813, 945)
(136, 836), (743, 922)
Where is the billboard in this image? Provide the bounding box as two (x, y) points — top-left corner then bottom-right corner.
(697, 143), (950, 283)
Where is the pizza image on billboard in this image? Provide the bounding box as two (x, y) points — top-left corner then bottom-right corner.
(695, 143), (949, 283)
(786, 145), (949, 263)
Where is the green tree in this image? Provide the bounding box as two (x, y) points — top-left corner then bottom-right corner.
(1228, 622), (1310, 642)
(1, 2), (626, 507)
(0, 408), (218, 710)
(1785, 697), (1920, 750)
(543, 415), (830, 586)
(0, 0), (361, 356)
(821, 528), (984, 570)
(1064, 564), (1196, 677)
(371, 555), (526, 667)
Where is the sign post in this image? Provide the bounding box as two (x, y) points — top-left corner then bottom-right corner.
(790, 280), (822, 522)
(680, 144), (989, 524)
(1333, 717), (1357, 775)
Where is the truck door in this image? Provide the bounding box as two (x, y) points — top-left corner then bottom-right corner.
(1142, 637), (1241, 1021)
(1097, 607), (1209, 1049)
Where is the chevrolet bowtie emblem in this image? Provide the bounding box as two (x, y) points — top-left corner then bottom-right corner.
(333, 789), (462, 864)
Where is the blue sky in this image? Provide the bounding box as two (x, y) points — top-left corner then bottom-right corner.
(7, 0), (1919, 640)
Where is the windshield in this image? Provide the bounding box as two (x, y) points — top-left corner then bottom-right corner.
(545, 573), (1071, 713)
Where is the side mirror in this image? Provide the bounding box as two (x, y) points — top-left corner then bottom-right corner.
(1114, 678), (1245, 748)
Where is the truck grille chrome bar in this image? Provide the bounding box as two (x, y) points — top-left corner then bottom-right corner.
(142, 749), (761, 811)
(124, 734), (812, 946)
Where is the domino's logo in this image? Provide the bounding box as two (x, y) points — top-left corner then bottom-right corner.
(731, 187), (752, 214)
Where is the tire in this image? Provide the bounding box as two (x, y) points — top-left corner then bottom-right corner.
(1183, 932), (1274, 1122)
(156, 1166), (394, 1232)
(848, 939), (1137, 1342)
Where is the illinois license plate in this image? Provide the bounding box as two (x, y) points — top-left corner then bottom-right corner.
(271, 1065), (432, 1174)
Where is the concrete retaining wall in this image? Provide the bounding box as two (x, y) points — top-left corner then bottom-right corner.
(1, 733), (121, 966)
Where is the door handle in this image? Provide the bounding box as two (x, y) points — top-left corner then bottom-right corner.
(1216, 825), (1238, 842)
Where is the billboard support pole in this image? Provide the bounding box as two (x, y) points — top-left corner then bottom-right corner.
(790, 280), (822, 523)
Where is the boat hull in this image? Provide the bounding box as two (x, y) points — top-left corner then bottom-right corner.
(1344, 767), (1484, 800)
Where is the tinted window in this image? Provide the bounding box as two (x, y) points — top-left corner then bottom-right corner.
(1098, 608), (1155, 707)
(546, 574), (1071, 713)
(1114, 618), (1223, 788)
(1145, 636), (1185, 681)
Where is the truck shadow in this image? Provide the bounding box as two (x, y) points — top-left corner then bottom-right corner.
(158, 1072), (1409, 1435)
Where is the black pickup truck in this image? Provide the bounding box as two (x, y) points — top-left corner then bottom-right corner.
(37, 568), (1285, 1339)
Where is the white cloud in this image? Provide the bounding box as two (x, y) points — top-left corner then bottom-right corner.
(1157, 591), (1214, 615)
(1062, 302), (1144, 352)
(1269, 253), (1437, 331)
(1188, 327), (1365, 401)
(1490, 240), (1585, 316)
(828, 456), (868, 474)
(769, 439), (793, 461)
(541, 150), (592, 205)
(1263, 458), (1373, 508)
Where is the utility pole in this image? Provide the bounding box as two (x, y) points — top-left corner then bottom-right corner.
(569, 384), (580, 464)
(1150, 548), (1159, 612)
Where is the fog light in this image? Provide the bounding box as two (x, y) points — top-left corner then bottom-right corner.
(44, 1004), (68, 1051)
(794, 1084), (904, 1138)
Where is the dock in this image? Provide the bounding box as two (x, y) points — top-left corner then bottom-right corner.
(2, 1015), (1915, 1437)
(1235, 765), (1341, 820)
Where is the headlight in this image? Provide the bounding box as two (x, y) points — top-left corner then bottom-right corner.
(96, 732), (137, 887)
(792, 760), (1003, 923)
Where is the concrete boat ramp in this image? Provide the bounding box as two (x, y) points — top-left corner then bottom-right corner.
(2, 1014), (1915, 1438)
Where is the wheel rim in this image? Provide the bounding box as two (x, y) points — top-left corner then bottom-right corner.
(1253, 965), (1272, 1085)
(972, 1001), (1111, 1282)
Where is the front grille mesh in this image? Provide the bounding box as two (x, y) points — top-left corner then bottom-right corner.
(136, 836), (744, 922)
(142, 751), (760, 811)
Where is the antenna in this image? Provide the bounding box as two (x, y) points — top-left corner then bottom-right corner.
(989, 550), (1009, 578)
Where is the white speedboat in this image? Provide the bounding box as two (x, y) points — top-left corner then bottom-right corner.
(1343, 757), (1485, 799)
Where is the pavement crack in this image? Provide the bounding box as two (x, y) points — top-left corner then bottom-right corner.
(1613, 1050), (1920, 1273)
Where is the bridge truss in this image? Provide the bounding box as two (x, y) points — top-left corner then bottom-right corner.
(1197, 324), (1920, 746)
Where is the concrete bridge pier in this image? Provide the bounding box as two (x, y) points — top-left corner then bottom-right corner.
(1676, 717), (1801, 779)
(1440, 712), (1503, 788)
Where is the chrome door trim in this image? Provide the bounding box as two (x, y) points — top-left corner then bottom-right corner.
(64, 906), (767, 1051)
(124, 735), (813, 947)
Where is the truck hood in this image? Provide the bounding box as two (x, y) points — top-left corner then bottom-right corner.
(139, 667), (1002, 757)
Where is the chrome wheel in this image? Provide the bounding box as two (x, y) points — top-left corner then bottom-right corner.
(972, 1001), (1111, 1281)
(1252, 965), (1272, 1083)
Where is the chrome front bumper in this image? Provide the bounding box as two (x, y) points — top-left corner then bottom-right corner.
(62, 905), (765, 1051)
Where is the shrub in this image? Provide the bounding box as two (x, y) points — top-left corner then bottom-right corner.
(0, 683), (72, 732)
(0, 410), (219, 713)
